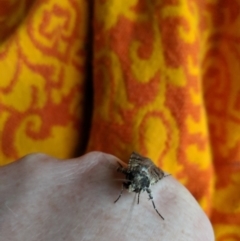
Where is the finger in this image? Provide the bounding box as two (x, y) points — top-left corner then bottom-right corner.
(73, 152), (215, 241)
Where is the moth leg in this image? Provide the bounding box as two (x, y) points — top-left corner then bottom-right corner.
(146, 188), (164, 220)
(114, 184), (124, 203)
(137, 191), (141, 204)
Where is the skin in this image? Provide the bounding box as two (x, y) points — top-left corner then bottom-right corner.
(0, 152), (215, 241)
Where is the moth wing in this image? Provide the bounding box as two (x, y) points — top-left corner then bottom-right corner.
(148, 165), (165, 184)
(128, 152), (151, 169)
(129, 152), (165, 183)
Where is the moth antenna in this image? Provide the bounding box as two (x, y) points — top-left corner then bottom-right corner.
(112, 178), (132, 183)
(117, 162), (123, 168)
(163, 174), (171, 178)
(116, 160), (128, 168)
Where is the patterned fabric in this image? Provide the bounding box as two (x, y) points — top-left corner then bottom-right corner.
(0, 0), (240, 239)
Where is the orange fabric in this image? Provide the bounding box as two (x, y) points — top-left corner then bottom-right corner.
(0, 0), (240, 239)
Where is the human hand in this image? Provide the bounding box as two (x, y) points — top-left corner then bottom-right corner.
(0, 152), (214, 241)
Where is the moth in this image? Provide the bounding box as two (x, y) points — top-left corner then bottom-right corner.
(114, 152), (169, 220)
